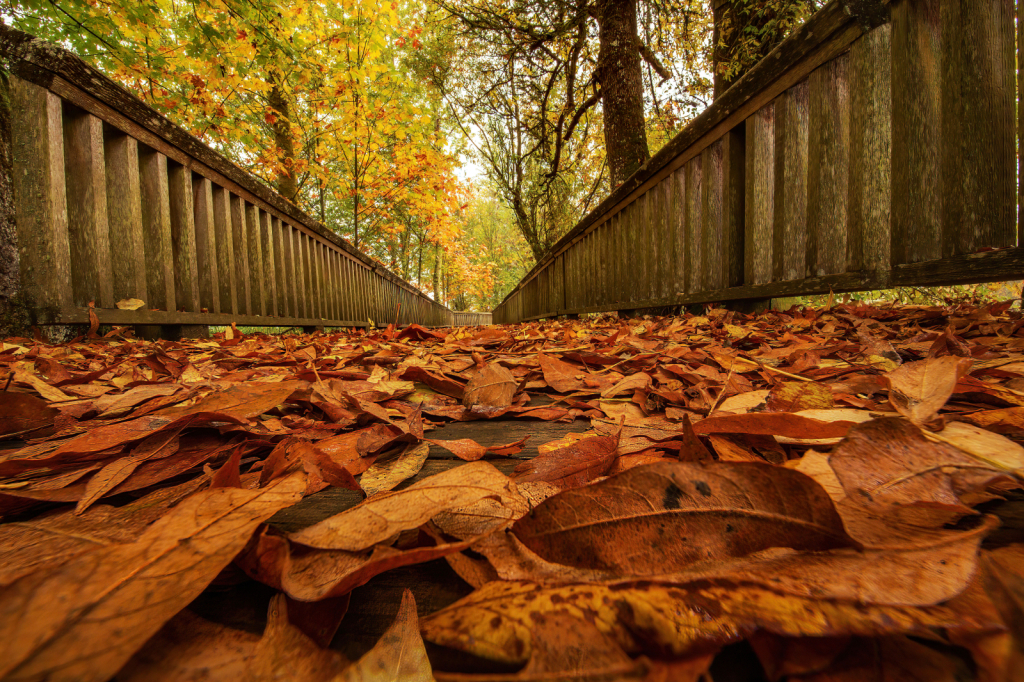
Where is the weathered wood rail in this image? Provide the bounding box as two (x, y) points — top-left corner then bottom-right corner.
(0, 26), (491, 335)
(492, 0), (1018, 323)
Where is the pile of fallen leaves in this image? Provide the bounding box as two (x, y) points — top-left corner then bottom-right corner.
(1, 300), (1023, 681)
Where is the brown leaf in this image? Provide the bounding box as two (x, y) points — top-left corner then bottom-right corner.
(421, 580), (999, 666)
(289, 461), (515, 550)
(766, 380), (835, 412)
(0, 471), (305, 682)
(0, 392), (57, 437)
(885, 356), (974, 425)
(691, 412), (855, 439)
(243, 594), (350, 681)
(74, 426), (183, 513)
(239, 528), (475, 601)
(538, 354), (588, 393)
(463, 362), (516, 408)
(116, 609), (259, 682)
(829, 418), (1016, 516)
(359, 442), (429, 496)
(512, 434), (619, 489)
(798, 636), (963, 682)
(158, 380), (304, 420)
(427, 436), (528, 461)
(337, 589), (434, 681)
(512, 460), (857, 575)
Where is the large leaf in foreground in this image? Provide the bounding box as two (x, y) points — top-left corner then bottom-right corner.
(337, 589), (434, 681)
(421, 580), (1000, 666)
(0, 471), (305, 682)
(512, 460), (857, 573)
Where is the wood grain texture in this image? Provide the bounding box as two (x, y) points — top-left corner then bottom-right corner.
(672, 167), (687, 295)
(211, 186), (236, 314)
(806, 54), (850, 277)
(848, 24), (892, 272)
(191, 175), (218, 313)
(102, 130), (146, 303)
(272, 218), (288, 315)
(891, 0), (941, 264)
(167, 163), (199, 312)
(702, 141), (724, 291)
(9, 80), (72, 311)
(62, 106), (114, 307)
(745, 103), (775, 286)
(137, 148), (174, 312)
(721, 127), (745, 289)
(245, 203), (265, 317)
(230, 194), (251, 316)
(940, 0), (1016, 255)
(772, 80), (809, 281)
(686, 156), (703, 293)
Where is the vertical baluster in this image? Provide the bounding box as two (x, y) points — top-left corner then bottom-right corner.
(672, 168), (686, 297)
(137, 149), (174, 312)
(102, 128), (146, 303)
(211, 187), (236, 314)
(273, 218), (289, 318)
(941, 0), (1015, 254)
(806, 54), (850, 277)
(702, 144), (724, 292)
(168, 164), (199, 312)
(63, 105), (113, 307)
(246, 203), (265, 316)
(891, 0), (940, 264)
(722, 128), (746, 289)
(686, 158), (703, 294)
(745, 103), (775, 285)
(191, 176), (218, 313)
(849, 24), (892, 273)
(230, 194), (251, 315)
(9, 81), (72, 313)
(772, 82), (809, 282)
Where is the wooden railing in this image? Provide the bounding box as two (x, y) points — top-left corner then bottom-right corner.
(0, 26), (476, 333)
(451, 312), (493, 326)
(492, 0), (1018, 323)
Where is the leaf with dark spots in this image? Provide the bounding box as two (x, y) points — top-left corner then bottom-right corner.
(511, 460), (857, 575)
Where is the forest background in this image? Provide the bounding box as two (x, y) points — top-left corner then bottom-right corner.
(13, 0), (949, 315)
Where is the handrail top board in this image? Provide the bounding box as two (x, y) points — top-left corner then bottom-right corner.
(0, 24), (443, 308)
(493, 0), (891, 311)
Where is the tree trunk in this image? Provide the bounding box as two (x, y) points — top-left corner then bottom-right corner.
(595, 0), (649, 188)
(268, 82), (297, 201)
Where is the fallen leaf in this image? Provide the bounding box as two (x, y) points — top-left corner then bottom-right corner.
(0, 392), (57, 437)
(243, 594), (350, 681)
(885, 357), (974, 425)
(337, 589), (434, 681)
(0, 471), (305, 682)
(289, 461), (515, 550)
(115, 298), (146, 311)
(463, 362), (517, 409)
(511, 460), (857, 574)
(512, 433), (619, 489)
(359, 442), (429, 496)
(428, 436), (529, 461)
(767, 381), (835, 412)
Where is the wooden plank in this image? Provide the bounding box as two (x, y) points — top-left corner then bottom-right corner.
(702, 141), (724, 291)
(191, 176), (219, 313)
(324, 247), (336, 321)
(891, 0), (940, 264)
(246, 203), (265, 317)
(642, 192), (655, 302)
(167, 163), (200, 312)
(230, 194), (251, 316)
(721, 127), (746, 288)
(940, 0), (1016, 255)
(62, 106), (114, 307)
(652, 180), (669, 300)
(312, 239), (324, 320)
(102, 129), (146, 303)
(848, 24), (892, 272)
(772, 80), (809, 281)
(211, 186), (237, 314)
(9, 80), (72, 311)
(282, 223), (297, 318)
(297, 230), (310, 319)
(271, 217), (287, 318)
(745, 103), (774, 285)
(339, 256), (352, 322)
(257, 208), (275, 317)
(806, 54), (850, 277)
(672, 168), (686, 296)
(137, 148), (174, 312)
(686, 156), (703, 293)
